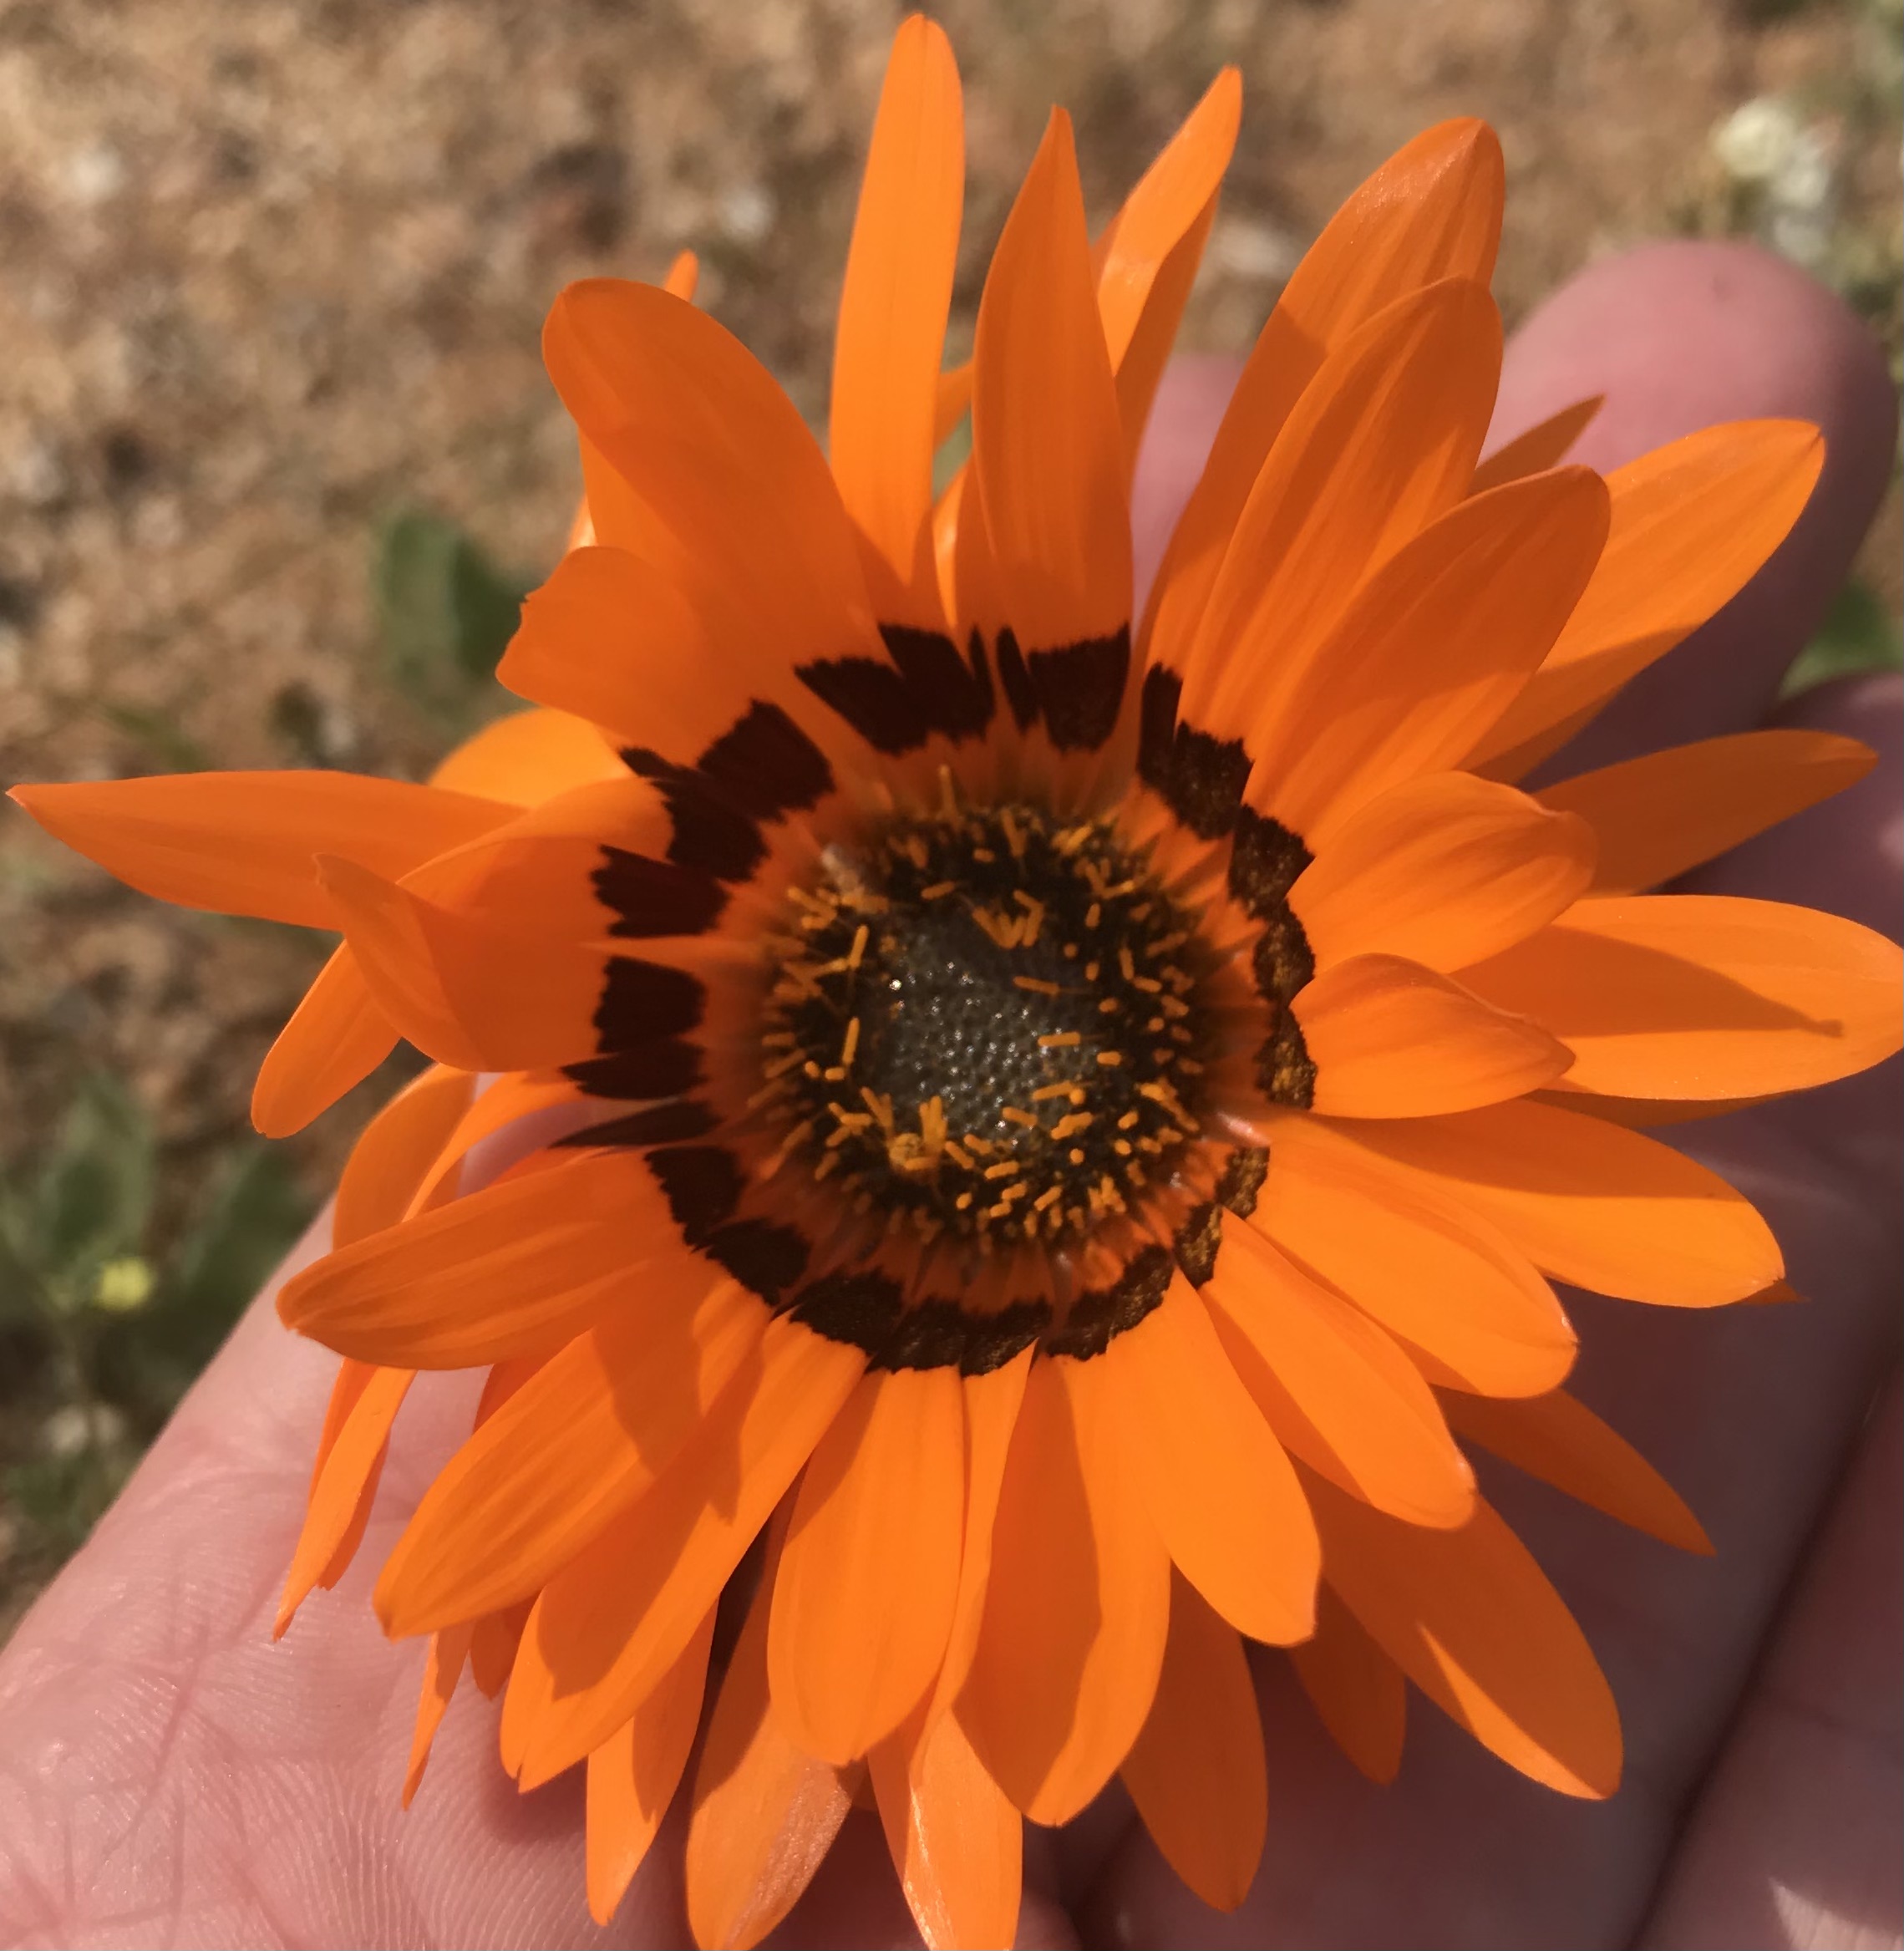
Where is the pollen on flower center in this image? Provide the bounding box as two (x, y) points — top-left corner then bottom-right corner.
(759, 800), (1216, 1246)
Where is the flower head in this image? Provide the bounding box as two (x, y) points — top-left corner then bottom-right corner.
(13, 17), (1901, 1944)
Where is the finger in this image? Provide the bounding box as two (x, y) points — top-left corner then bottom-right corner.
(1494, 241), (1898, 775)
(1637, 1372), (1902, 1950)
(0, 1215), (689, 1948)
(1084, 258), (1902, 1947)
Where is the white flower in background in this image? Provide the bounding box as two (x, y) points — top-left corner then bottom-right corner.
(1712, 97), (1801, 184)
(1768, 124), (1837, 268)
(1711, 96), (1841, 272)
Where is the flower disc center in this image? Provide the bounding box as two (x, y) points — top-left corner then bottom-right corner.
(763, 803), (1215, 1246)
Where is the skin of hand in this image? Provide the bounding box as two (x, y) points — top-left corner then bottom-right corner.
(0, 239), (1896, 1951)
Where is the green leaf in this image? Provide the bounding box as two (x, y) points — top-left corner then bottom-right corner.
(23, 1074), (156, 1288)
(0, 1188), (47, 1328)
(4, 1448), (131, 1557)
(1780, 578), (1904, 698)
(374, 509), (530, 714)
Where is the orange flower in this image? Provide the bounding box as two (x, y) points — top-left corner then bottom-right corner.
(13, 18), (1902, 1945)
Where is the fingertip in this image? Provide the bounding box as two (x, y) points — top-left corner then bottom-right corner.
(1499, 241), (1898, 768)
(1495, 241), (1896, 483)
(1131, 353), (1242, 609)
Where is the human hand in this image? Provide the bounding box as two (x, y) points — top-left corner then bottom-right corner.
(1, 237), (1896, 1951)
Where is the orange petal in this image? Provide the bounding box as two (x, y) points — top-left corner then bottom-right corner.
(333, 1064), (476, 1249)
(870, 1703), (1023, 1951)
(1266, 114), (1503, 329)
(1185, 279), (1504, 738)
(275, 1362), (413, 1635)
(1094, 69), (1238, 370)
(1287, 1582), (1406, 1785)
(972, 112), (1132, 678)
(687, 1533), (853, 1951)
(312, 1400), (401, 1600)
(1290, 772), (1597, 973)
(251, 943), (398, 1139)
(1141, 119), (1502, 676)
(573, 430), (630, 556)
(1441, 1387), (1712, 1554)
(829, 16), (963, 627)
(929, 72), (1236, 599)
(287, 784), (674, 1100)
(542, 279), (878, 678)
(1305, 1470), (1622, 1797)
(499, 543), (850, 784)
(1294, 953), (1575, 1118)
(947, 460), (1007, 657)
(400, 1071), (593, 1221)
(401, 773), (682, 947)
(374, 1278), (763, 1637)
(1468, 420), (1825, 773)
(1327, 1097), (1783, 1305)
(507, 1314), (866, 1786)
(1093, 68), (1239, 472)
(1460, 894), (1904, 1100)
(769, 1364), (965, 1764)
(1109, 195), (1217, 482)
(309, 1354), (376, 1484)
(1207, 1216), (1475, 1528)
(313, 853), (629, 1075)
(1099, 1274), (1318, 1644)
(584, 1608), (716, 1925)
(566, 257), (703, 551)
(470, 1598), (532, 1699)
(311, 857), (491, 1072)
(475, 1355), (546, 1428)
(957, 1353), (1170, 1827)
(928, 1349), (1034, 1722)
(427, 707), (628, 805)
(1468, 394), (1603, 495)
(402, 1622), (474, 1807)
(279, 1147), (673, 1368)
(1243, 467), (1611, 841)
(1248, 1113), (1575, 1398)
(1535, 728), (1877, 896)
(1121, 1569), (1267, 1913)
(8, 772), (515, 930)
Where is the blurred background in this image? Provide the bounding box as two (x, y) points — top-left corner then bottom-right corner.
(0, 0), (1897, 1628)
